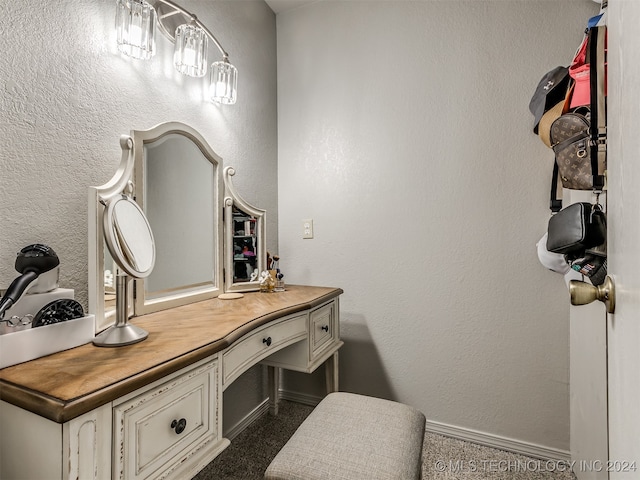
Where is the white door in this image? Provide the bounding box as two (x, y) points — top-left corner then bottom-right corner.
(569, 190), (608, 480)
(570, 2), (640, 478)
(606, 1), (640, 478)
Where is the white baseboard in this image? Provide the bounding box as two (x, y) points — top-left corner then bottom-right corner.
(223, 389), (571, 464)
(425, 419), (571, 462)
(280, 389), (571, 462)
(222, 390), (317, 441)
(278, 389), (322, 406)
(224, 398), (270, 441)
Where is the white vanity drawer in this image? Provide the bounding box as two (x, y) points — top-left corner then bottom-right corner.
(261, 299), (341, 373)
(310, 301), (337, 357)
(113, 360), (219, 480)
(223, 314), (307, 387)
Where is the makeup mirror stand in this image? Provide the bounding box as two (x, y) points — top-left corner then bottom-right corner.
(93, 273), (148, 346)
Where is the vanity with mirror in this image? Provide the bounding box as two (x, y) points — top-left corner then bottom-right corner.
(0, 122), (343, 480)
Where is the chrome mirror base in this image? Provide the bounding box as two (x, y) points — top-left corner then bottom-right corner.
(93, 323), (149, 347)
(93, 274), (148, 347)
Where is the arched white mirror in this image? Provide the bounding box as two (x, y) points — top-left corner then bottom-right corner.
(223, 166), (266, 292)
(132, 122), (224, 315)
(88, 123), (223, 332)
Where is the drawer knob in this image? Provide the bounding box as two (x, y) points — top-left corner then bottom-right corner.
(171, 418), (187, 435)
(263, 336), (272, 347)
(321, 325), (329, 332)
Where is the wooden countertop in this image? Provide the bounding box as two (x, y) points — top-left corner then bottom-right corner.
(0, 285), (342, 423)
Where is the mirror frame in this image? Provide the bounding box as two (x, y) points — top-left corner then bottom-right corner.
(131, 122), (224, 316)
(89, 135), (137, 332)
(223, 166), (267, 292)
(89, 124), (225, 332)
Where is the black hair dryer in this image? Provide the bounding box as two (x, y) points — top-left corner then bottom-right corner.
(0, 244), (60, 319)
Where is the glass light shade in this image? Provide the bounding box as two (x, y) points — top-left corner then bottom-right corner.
(115, 0), (156, 60)
(174, 24), (208, 77)
(210, 60), (238, 105)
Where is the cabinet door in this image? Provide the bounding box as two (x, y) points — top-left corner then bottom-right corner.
(113, 359), (220, 480)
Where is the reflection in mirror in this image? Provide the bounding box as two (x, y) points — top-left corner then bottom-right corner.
(143, 134), (215, 299)
(231, 206), (259, 282)
(224, 166), (266, 292)
(133, 122), (223, 315)
(105, 195), (155, 278)
(104, 248), (116, 319)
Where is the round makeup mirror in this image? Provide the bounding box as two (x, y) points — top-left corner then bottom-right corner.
(94, 194), (156, 347)
(104, 195), (156, 278)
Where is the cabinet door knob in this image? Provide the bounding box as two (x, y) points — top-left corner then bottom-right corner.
(321, 325), (329, 332)
(263, 336), (272, 347)
(171, 418), (187, 434)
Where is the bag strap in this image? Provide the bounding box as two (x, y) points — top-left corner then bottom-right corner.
(548, 25), (606, 213)
(550, 162), (563, 213)
(589, 25), (607, 191)
(547, 82), (575, 212)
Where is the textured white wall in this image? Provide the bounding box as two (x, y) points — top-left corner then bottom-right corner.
(0, 0), (277, 430)
(0, 0), (278, 306)
(277, 0), (598, 451)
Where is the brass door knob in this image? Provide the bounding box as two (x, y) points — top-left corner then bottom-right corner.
(569, 275), (616, 314)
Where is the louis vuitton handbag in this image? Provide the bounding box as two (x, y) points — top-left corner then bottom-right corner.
(550, 108), (592, 190)
(549, 26), (607, 191)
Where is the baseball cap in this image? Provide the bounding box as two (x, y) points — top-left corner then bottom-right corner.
(529, 66), (570, 134)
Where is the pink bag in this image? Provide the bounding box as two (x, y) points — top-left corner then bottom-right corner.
(569, 31), (607, 108)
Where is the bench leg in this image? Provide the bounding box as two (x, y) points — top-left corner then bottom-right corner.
(325, 351), (339, 394)
(268, 365), (280, 415)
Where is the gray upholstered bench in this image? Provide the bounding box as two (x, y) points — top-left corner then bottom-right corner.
(265, 392), (426, 480)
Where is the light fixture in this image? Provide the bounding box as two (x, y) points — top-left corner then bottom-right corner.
(174, 22), (207, 77)
(210, 58), (238, 105)
(115, 0), (238, 105)
(115, 0), (157, 60)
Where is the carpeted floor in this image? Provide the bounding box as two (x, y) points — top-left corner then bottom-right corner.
(421, 432), (576, 480)
(193, 400), (576, 480)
